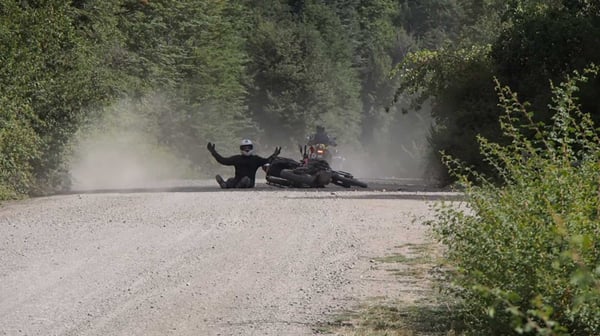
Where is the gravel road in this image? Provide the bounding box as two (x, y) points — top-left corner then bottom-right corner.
(0, 183), (454, 336)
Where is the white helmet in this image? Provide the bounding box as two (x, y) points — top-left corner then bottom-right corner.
(240, 139), (254, 156)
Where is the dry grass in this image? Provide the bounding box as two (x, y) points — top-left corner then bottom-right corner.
(317, 243), (461, 336)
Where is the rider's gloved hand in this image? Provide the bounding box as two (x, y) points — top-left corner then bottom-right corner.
(273, 146), (281, 157)
(206, 142), (216, 153)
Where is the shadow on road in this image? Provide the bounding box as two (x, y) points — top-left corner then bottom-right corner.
(287, 193), (463, 201)
(58, 185), (224, 195)
(56, 179), (462, 201)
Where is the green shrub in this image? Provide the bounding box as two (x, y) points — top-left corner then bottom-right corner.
(431, 66), (600, 335)
(0, 99), (41, 200)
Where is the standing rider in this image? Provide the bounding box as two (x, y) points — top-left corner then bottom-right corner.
(308, 125), (337, 146)
(207, 139), (281, 189)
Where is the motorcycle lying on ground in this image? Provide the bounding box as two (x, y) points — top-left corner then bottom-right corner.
(263, 145), (367, 189)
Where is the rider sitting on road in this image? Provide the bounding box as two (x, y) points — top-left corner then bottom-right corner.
(207, 139), (281, 189)
(308, 125), (337, 146)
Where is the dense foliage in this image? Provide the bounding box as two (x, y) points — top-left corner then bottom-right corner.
(1, 0), (600, 197)
(432, 68), (600, 335)
(396, 0), (600, 184)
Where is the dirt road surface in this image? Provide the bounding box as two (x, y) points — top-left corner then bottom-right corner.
(0, 182), (455, 336)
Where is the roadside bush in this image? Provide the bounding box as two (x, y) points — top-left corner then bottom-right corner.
(431, 66), (600, 335)
(0, 99), (41, 200)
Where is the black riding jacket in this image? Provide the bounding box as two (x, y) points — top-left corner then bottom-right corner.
(210, 151), (275, 185)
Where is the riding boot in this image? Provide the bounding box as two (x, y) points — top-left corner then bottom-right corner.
(215, 175), (227, 188)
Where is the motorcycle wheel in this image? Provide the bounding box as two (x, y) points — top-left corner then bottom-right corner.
(266, 175), (293, 187)
(280, 169), (315, 187)
(332, 174), (368, 188)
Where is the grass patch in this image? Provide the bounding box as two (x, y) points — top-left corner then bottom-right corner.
(317, 303), (460, 335)
(316, 242), (459, 335)
(406, 244), (433, 255)
(389, 269), (421, 277)
(374, 253), (410, 263)
(374, 244), (436, 266)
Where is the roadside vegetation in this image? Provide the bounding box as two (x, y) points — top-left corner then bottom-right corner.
(429, 67), (600, 335)
(321, 242), (455, 335)
(4, 1), (599, 199)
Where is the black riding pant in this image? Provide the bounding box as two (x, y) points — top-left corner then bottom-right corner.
(224, 176), (254, 188)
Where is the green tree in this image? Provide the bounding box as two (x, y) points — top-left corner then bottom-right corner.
(245, 0), (362, 146)
(354, 0), (402, 144)
(0, 1), (110, 194)
(393, 0), (600, 183)
(114, 0), (252, 165)
(492, 4), (600, 126)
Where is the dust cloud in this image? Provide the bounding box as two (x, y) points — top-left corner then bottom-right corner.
(252, 113), (436, 183)
(321, 111), (435, 181)
(355, 106), (436, 180)
(68, 96), (437, 189)
(68, 98), (193, 190)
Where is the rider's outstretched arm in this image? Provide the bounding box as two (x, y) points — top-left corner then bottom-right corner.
(211, 151), (236, 166)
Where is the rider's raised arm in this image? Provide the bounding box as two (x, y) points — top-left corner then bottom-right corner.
(210, 149), (236, 166)
(271, 146), (281, 159)
(261, 146), (281, 164)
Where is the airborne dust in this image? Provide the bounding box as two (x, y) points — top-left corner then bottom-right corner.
(68, 98), (434, 191)
(68, 98), (193, 190)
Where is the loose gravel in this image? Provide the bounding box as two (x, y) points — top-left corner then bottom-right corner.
(0, 187), (446, 336)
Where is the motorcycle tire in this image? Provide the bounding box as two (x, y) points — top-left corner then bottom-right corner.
(280, 169), (315, 187)
(266, 175), (293, 187)
(332, 174), (368, 188)
(334, 170), (353, 178)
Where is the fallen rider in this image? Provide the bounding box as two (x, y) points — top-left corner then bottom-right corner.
(207, 139), (281, 189)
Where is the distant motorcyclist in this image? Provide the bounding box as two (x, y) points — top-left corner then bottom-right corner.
(207, 139), (281, 189)
(308, 125), (337, 146)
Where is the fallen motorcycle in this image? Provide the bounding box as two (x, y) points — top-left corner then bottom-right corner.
(299, 144), (367, 188)
(330, 168), (368, 188)
(263, 146), (367, 189)
(264, 157), (333, 188)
